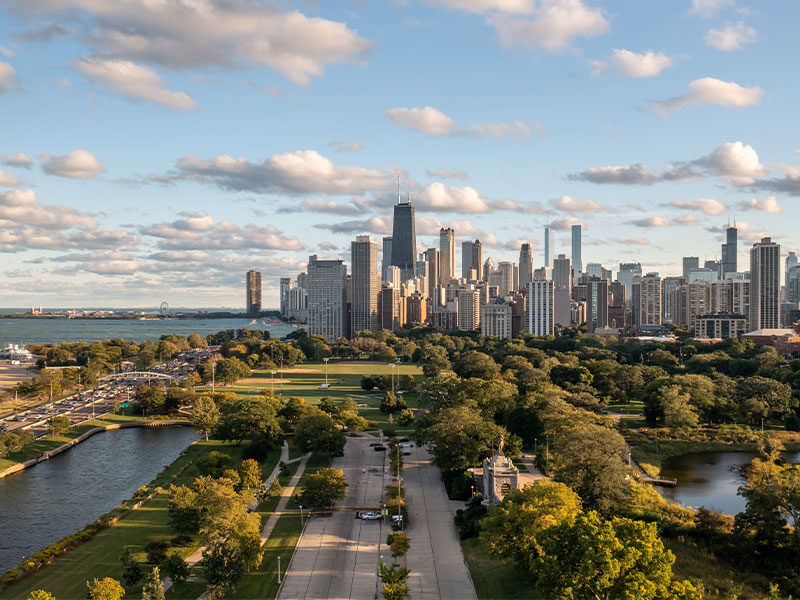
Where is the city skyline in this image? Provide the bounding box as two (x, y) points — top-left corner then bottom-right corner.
(1, 1), (800, 308)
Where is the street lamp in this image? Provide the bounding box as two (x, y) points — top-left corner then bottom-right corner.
(323, 357), (329, 388)
(390, 363), (396, 393)
(270, 370), (276, 394)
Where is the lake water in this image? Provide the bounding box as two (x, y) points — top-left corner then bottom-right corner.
(0, 426), (200, 575)
(0, 317), (297, 345)
(659, 450), (800, 515)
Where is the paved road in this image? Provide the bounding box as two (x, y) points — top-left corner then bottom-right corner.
(279, 438), (477, 600)
(279, 437), (386, 600)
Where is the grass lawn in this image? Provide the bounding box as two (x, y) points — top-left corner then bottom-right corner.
(606, 399), (645, 415)
(0, 414), (147, 471)
(462, 536), (538, 600)
(236, 514), (303, 599)
(213, 360), (427, 427)
(3, 439), (280, 599)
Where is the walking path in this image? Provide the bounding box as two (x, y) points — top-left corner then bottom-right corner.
(260, 451), (311, 542)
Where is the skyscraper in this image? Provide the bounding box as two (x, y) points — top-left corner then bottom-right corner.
(424, 248), (439, 299)
(519, 243), (533, 288)
(553, 254), (572, 293)
(457, 288), (481, 331)
(527, 280), (554, 335)
(749, 238), (780, 331)
(682, 257), (699, 281)
(618, 262), (642, 302)
(439, 227), (455, 284)
(544, 226), (555, 267)
(571, 225), (582, 283)
(721, 225), (737, 278)
(391, 194), (416, 280)
(307, 255), (348, 341)
(461, 240), (482, 280)
(279, 277), (292, 316)
(786, 252), (799, 303)
(585, 277), (608, 333)
(351, 235), (380, 334)
(246, 270), (262, 316)
(639, 273), (662, 326)
(382, 236), (393, 282)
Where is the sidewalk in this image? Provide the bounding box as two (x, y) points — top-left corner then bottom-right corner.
(260, 451), (311, 542)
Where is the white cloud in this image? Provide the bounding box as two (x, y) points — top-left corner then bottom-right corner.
(568, 163), (699, 185)
(629, 215), (671, 228)
(2, 153), (33, 168)
(591, 49), (673, 78)
(0, 189), (97, 230)
(40, 149), (105, 179)
(549, 216), (585, 231)
(667, 198), (726, 215)
(487, 0), (609, 52)
(689, 0), (733, 17)
(705, 22), (757, 51)
(329, 140), (363, 153)
(673, 214), (699, 226)
(470, 120), (544, 138)
(0, 61), (17, 93)
(387, 106), (458, 137)
(0, 171), (21, 187)
(302, 199), (362, 215)
(652, 77), (763, 115)
(76, 57), (198, 110)
(426, 168), (468, 180)
(160, 150), (390, 196)
(417, 183), (491, 213)
(8, 0), (372, 86)
(550, 195), (604, 213)
(426, 0), (535, 14)
(694, 141), (766, 177)
(737, 196), (782, 214)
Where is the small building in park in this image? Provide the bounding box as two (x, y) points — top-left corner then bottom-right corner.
(468, 436), (520, 504)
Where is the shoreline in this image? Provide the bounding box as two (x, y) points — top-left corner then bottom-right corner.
(0, 419), (192, 480)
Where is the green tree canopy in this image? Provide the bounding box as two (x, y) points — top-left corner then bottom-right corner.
(299, 468), (348, 510)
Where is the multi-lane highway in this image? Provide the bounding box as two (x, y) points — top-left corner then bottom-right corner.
(0, 346), (218, 438)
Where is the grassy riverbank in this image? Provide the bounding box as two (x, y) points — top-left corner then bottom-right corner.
(3, 439), (281, 599)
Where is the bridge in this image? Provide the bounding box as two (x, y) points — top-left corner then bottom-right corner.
(101, 371), (178, 381)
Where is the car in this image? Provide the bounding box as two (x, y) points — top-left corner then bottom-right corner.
(369, 442), (381, 447)
(372, 445), (387, 452)
(358, 511), (381, 520)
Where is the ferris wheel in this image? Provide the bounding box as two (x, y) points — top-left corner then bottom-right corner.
(159, 301), (169, 315)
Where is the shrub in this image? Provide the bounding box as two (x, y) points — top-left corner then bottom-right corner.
(194, 451), (234, 477)
(145, 539), (169, 565)
(170, 534), (193, 546)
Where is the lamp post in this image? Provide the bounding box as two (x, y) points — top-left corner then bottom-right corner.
(211, 361), (215, 392)
(323, 357), (329, 388)
(390, 363), (396, 394)
(271, 370), (276, 394)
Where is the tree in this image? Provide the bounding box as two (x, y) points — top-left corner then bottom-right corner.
(299, 468), (347, 510)
(533, 513), (701, 600)
(213, 357), (252, 385)
(86, 577), (125, 600)
(660, 386), (699, 433)
(551, 423), (629, 510)
(219, 396), (282, 445)
(135, 384), (166, 415)
(167, 485), (201, 534)
(378, 562), (410, 600)
(380, 391), (407, 414)
(238, 458), (262, 488)
(295, 414), (346, 456)
(141, 567), (165, 600)
(202, 537), (247, 596)
(387, 531), (410, 558)
(187, 333), (207, 349)
(119, 546), (144, 587)
(452, 351), (499, 379)
(480, 481), (583, 571)
(548, 364), (593, 388)
(48, 415), (71, 438)
(160, 553), (189, 585)
(26, 591), (55, 600)
(191, 395), (220, 441)
(736, 377), (794, 419)
(425, 406), (505, 473)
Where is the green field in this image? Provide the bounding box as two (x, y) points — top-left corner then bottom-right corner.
(236, 514), (303, 599)
(216, 360), (427, 426)
(4, 440), (280, 599)
(462, 536), (539, 599)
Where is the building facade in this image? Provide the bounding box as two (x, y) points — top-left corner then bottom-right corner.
(571, 225), (582, 284)
(391, 199), (416, 280)
(307, 255), (347, 341)
(246, 270), (262, 316)
(749, 238), (781, 331)
(351, 235), (380, 334)
(527, 280), (554, 335)
(439, 227), (455, 284)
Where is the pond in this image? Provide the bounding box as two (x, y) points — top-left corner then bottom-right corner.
(0, 426), (199, 574)
(659, 450), (800, 515)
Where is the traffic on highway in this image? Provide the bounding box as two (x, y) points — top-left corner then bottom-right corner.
(0, 346), (218, 439)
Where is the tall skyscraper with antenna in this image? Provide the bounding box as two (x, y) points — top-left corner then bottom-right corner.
(390, 176), (416, 280)
(544, 225), (555, 267)
(721, 219), (738, 278)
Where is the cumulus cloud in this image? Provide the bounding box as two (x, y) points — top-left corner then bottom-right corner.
(6, 0), (372, 85)
(0, 171), (21, 187)
(0, 61), (17, 93)
(76, 56), (198, 110)
(12, 21), (70, 42)
(302, 199), (362, 215)
(590, 49), (673, 78)
(693, 141), (766, 179)
(315, 217), (392, 235)
(689, 0), (733, 17)
(627, 215), (698, 228)
(737, 196), (782, 214)
(156, 150), (390, 196)
(550, 195), (605, 213)
(0, 189), (97, 230)
(567, 163), (699, 185)
(652, 77), (763, 116)
(548, 216), (585, 231)
(2, 153), (33, 168)
(387, 106), (544, 138)
(142, 213), (303, 251)
(416, 183), (491, 213)
(667, 198), (726, 215)
(705, 22), (757, 51)
(426, 168), (468, 180)
(40, 149), (105, 179)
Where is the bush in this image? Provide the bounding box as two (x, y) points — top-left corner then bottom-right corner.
(195, 451), (234, 477)
(243, 438), (272, 461)
(360, 376), (375, 391)
(171, 534), (193, 546)
(145, 539), (169, 564)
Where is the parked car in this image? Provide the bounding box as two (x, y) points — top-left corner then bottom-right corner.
(357, 511), (381, 520)
(372, 445), (387, 452)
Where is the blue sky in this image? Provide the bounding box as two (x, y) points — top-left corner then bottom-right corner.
(0, 0), (798, 308)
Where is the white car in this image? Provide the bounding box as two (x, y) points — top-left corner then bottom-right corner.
(358, 512), (381, 520)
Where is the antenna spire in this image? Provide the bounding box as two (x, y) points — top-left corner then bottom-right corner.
(396, 173), (400, 205)
(407, 178), (411, 204)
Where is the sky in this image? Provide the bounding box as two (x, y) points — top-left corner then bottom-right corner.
(0, 0), (798, 309)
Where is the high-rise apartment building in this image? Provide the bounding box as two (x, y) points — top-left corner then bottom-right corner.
(749, 238), (781, 331)
(246, 270), (262, 316)
(481, 299), (513, 339)
(617, 263), (642, 302)
(721, 225), (738, 278)
(585, 277), (608, 333)
(519, 243), (533, 288)
(279, 277), (292, 316)
(661, 276), (685, 322)
(553, 254), (572, 293)
(307, 255), (347, 341)
(544, 226), (555, 267)
(571, 225), (582, 284)
(497, 261), (515, 296)
(682, 257), (699, 281)
(638, 273), (662, 326)
(439, 228), (455, 284)
(424, 248), (439, 299)
(709, 279), (749, 316)
(391, 197), (416, 280)
(351, 235), (380, 334)
(382, 236), (393, 283)
(608, 281), (626, 329)
(527, 280), (554, 335)
(378, 285), (406, 331)
(461, 240), (482, 280)
(457, 288), (481, 331)
(786, 252), (799, 303)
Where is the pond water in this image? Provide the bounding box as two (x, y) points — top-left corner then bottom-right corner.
(0, 426), (199, 574)
(659, 450), (800, 515)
